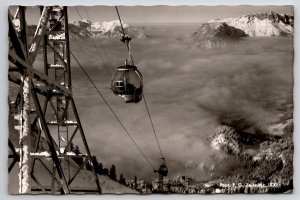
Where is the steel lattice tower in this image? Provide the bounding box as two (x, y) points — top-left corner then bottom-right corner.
(8, 6), (101, 194)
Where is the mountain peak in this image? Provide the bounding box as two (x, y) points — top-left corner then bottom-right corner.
(210, 11), (294, 36)
(70, 19), (92, 26)
(192, 22), (247, 48)
(68, 19), (146, 39)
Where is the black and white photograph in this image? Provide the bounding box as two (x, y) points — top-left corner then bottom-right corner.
(7, 4), (294, 194)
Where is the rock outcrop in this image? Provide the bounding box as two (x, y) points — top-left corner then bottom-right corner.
(192, 22), (247, 48)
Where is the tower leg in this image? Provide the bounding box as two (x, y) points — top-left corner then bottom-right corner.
(159, 175), (163, 192)
(17, 6), (31, 194)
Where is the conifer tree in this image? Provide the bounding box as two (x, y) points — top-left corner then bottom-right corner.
(119, 174), (126, 185)
(134, 175), (137, 190)
(109, 165), (117, 180)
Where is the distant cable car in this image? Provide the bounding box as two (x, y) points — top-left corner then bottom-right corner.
(157, 163), (168, 177)
(111, 60), (143, 103)
(154, 158), (168, 177)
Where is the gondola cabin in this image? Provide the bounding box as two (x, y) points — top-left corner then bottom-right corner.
(111, 64), (143, 103)
(154, 158), (168, 177)
(158, 163), (168, 177)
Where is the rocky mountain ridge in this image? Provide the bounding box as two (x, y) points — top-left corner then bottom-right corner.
(68, 19), (146, 39)
(192, 11), (293, 48)
(210, 11), (294, 36)
(192, 22), (247, 48)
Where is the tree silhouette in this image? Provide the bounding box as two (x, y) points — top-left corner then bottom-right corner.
(98, 162), (103, 175)
(119, 174), (126, 185)
(134, 175), (137, 190)
(85, 160), (92, 171)
(70, 142), (75, 152)
(73, 145), (83, 165)
(92, 156), (101, 174)
(102, 168), (109, 176)
(109, 165), (117, 181)
(74, 145), (81, 155)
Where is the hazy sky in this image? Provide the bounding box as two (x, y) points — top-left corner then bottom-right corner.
(9, 5), (293, 24)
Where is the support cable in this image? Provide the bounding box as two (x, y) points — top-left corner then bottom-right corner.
(75, 6), (165, 165)
(72, 8), (154, 169)
(115, 6), (134, 65)
(143, 94), (164, 158)
(70, 50), (155, 170)
(115, 6), (165, 160)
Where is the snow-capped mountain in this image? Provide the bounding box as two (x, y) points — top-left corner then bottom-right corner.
(192, 22), (247, 48)
(210, 11), (294, 36)
(69, 19), (146, 39)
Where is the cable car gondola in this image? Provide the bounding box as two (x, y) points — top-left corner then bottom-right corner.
(111, 60), (143, 103)
(154, 158), (168, 192)
(154, 158), (168, 177)
(111, 7), (144, 103)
